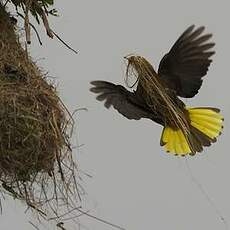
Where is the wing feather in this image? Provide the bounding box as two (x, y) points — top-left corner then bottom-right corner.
(158, 25), (215, 98)
(90, 81), (153, 120)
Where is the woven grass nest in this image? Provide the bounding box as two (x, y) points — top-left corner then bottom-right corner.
(0, 63), (71, 178)
(0, 5), (80, 223)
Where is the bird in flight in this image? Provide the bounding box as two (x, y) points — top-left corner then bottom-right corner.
(90, 25), (223, 156)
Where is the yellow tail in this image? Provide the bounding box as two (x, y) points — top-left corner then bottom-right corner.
(160, 107), (224, 156)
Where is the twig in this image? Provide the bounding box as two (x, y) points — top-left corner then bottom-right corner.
(17, 12), (43, 45)
(48, 206), (82, 221)
(57, 222), (66, 230)
(29, 221), (40, 230)
(51, 30), (78, 55)
(40, 10), (53, 38)
(24, 0), (32, 44)
(76, 208), (126, 230)
(0, 197), (2, 214)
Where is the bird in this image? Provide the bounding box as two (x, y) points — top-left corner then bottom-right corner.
(90, 25), (223, 156)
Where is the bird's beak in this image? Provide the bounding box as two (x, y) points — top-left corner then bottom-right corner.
(124, 53), (136, 60)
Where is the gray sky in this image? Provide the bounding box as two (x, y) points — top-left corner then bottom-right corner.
(1, 0), (230, 229)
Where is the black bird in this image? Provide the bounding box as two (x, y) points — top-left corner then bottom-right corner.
(90, 25), (223, 156)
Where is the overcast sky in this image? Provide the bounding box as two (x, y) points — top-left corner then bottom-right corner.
(1, 0), (230, 230)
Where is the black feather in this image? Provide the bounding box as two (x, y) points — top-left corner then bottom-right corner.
(158, 25), (215, 98)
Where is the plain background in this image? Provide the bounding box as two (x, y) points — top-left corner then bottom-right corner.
(1, 0), (230, 229)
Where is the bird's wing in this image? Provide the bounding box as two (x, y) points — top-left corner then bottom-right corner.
(158, 25), (215, 98)
(90, 81), (152, 120)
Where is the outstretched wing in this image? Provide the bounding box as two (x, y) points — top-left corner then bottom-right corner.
(90, 81), (152, 120)
(158, 25), (215, 98)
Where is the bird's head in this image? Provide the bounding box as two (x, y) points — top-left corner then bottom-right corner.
(124, 55), (157, 77)
(124, 55), (158, 88)
(124, 55), (172, 108)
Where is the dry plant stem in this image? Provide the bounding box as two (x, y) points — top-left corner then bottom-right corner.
(40, 8), (53, 38)
(51, 30), (78, 55)
(17, 11), (43, 44)
(29, 221), (41, 230)
(24, 0), (31, 44)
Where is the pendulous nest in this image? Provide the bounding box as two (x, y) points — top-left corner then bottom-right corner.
(0, 3), (81, 223)
(0, 66), (69, 181)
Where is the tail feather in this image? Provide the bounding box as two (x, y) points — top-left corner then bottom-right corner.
(191, 121), (219, 139)
(191, 126), (212, 147)
(160, 107), (223, 156)
(189, 114), (223, 125)
(161, 128), (192, 155)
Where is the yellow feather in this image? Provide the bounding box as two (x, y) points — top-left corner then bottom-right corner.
(188, 107), (223, 139)
(168, 129), (175, 153)
(189, 114), (223, 125)
(189, 109), (224, 119)
(164, 143), (170, 153)
(177, 130), (184, 153)
(197, 121), (221, 134)
(190, 115), (222, 129)
(174, 130), (179, 154)
(180, 130), (191, 154)
(162, 126), (170, 143)
(166, 129), (174, 153)
(175, 130), (183, 154)
(162, 128), (191, 155)
(163, 134), (169, 152)
(191, 121), (217, 139)
(161, 108), (223, 155)
(178, 130), (190, 154)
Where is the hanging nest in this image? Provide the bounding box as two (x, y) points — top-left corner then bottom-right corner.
(0, 3), (82, 224)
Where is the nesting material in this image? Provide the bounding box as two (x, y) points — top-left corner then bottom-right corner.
(0, 4), (80, 223)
